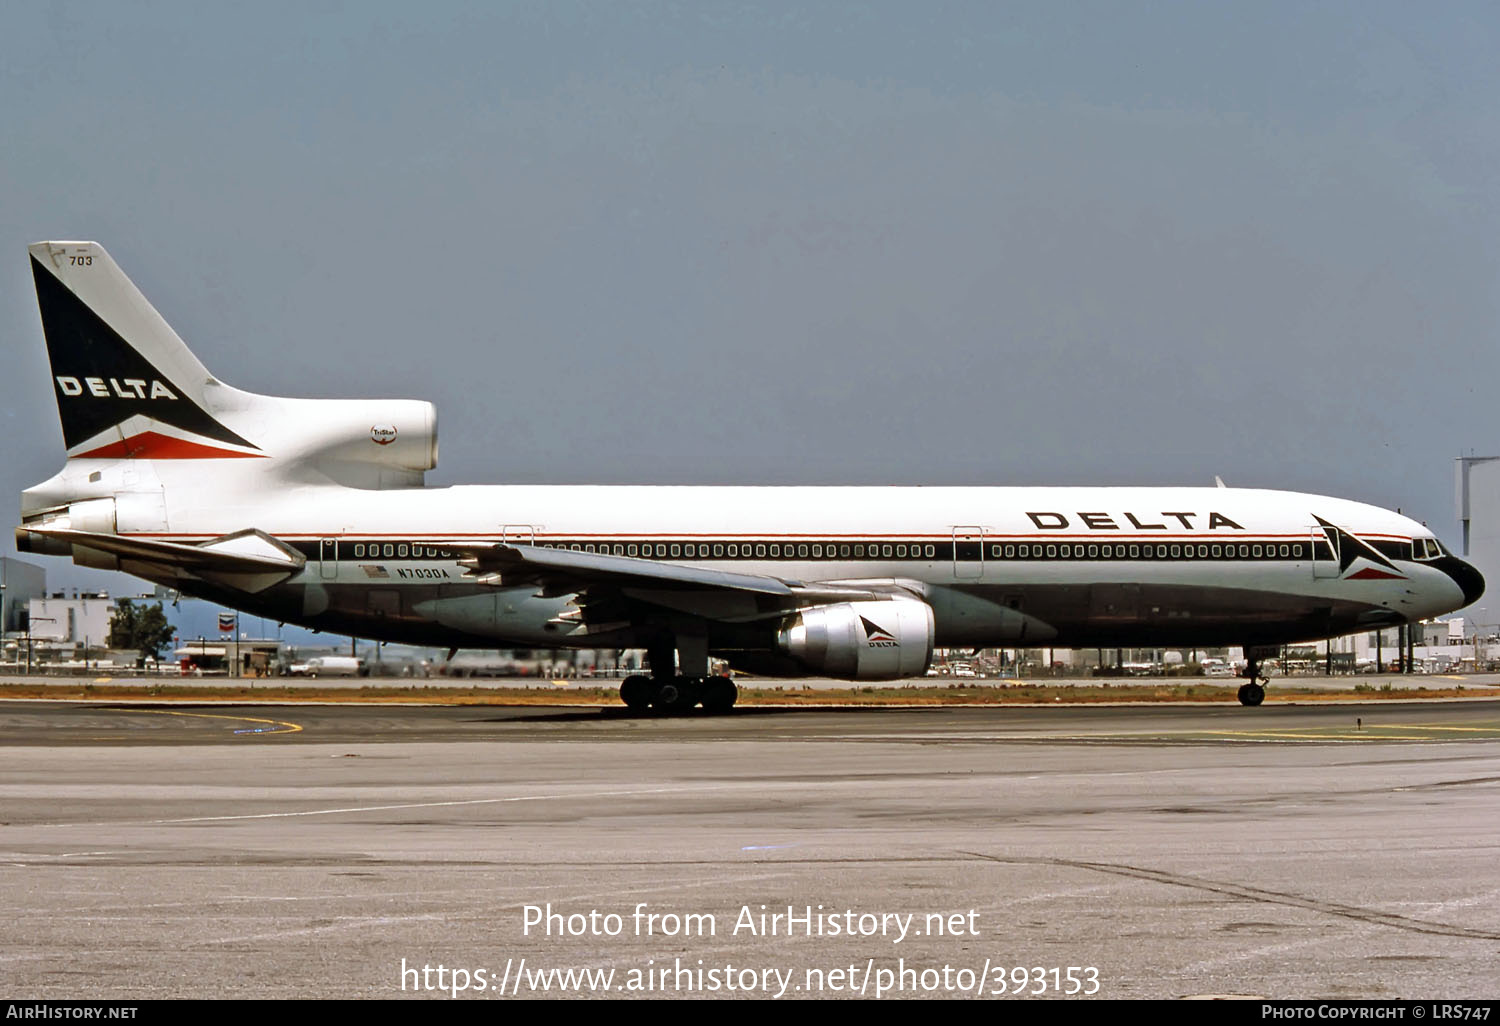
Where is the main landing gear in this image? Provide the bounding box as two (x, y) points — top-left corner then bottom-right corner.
(1237, 655), (1268, 707)
(618, 632), (738, 714)
(619, 674), (738, 714)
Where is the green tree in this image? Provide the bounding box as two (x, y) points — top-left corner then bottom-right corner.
(107, 599), (176, 665)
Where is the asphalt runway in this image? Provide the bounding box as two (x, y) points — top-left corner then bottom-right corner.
(3, 699), (1500, 1000)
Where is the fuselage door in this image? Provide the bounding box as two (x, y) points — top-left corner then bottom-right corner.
(953, 526), (984, 580)
(320, 538), (338, 579)
(1312, 525), (1340, 578)
(502, 524), (537, 547)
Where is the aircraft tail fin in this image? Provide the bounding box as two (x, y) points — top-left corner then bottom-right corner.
(28, 241), (263, 459)
(27, 240), (437, 487)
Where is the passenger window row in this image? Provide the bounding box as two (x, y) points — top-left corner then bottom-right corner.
(988, 542), (1307, 560)
(542, 541), (939, 559)
(325, 539), (1326, 562)
(348, 542), (456, 559)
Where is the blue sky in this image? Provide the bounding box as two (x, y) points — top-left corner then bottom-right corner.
(3, 2), (1497, 596)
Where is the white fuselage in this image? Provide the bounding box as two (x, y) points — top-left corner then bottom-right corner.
(23, 462), (1470, 654)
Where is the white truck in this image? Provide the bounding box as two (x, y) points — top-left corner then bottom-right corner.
(288, 655), (364, 678)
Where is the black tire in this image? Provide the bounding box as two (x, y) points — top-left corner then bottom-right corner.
(701, 676), (738, 714)
(620, 675), (654, 712)
(653, 677), (699, 713)
(1237, 682), (1265, 706)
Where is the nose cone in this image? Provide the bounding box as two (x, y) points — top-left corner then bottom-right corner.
(1436, 556), (1486, 608)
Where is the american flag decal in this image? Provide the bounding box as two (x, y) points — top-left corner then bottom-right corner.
(361, 565), (390, 579)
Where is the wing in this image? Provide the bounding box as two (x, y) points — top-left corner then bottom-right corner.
(447, 541), (921, 630)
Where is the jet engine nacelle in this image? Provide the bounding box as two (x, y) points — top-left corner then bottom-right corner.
(777, 597), (935, 680)
(276, 399), (439, 478)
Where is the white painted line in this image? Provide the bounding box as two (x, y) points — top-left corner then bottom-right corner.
(150, 783), (742, 824)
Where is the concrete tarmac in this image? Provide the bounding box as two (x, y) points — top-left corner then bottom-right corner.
(2, 699), (1499, 1000)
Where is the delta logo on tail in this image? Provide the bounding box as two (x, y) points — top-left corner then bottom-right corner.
(861, 616), (899, 648)
(1313, 515), (1406, 581)
(31, 257), (262, 460)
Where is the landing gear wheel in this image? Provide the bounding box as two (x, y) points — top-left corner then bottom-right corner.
(1237, 682), (1265, 707)
(620, 675), (654, 712)
(653, 677), (700, 714)
(701, 676), (738, 714)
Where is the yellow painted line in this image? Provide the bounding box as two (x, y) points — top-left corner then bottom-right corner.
(1265, 724), (1489, 734)
(1439, 675), (1467, 681)
(124, 709), (303, 735)
(1390, 724), (1500, 732)
(94, 677), (112, 683)
(1203, 730), (1431, 740)
(1208, 724), (1500, 735)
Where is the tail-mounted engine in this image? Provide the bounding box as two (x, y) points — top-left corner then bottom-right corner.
(777, 597), (935, 680)
(275, 398), (438, 486)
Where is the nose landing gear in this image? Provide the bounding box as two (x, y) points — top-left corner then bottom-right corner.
(1237, 654), (1268, 706)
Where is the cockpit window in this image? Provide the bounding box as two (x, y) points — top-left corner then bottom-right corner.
(1412, 538), (1443, 560)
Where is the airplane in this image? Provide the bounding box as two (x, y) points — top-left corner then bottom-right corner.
(14, 241), (1484, 711)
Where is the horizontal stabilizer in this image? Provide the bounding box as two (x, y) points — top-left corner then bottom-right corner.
(17, 526), (305, 575)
